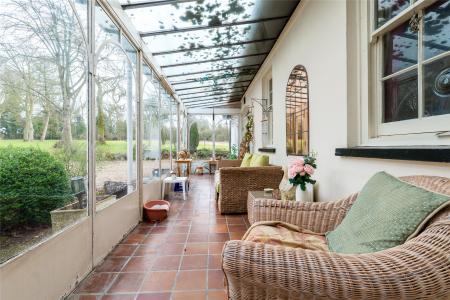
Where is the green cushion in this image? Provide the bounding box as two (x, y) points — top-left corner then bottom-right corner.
(249, 154), (269, 167)
(326, 172), (450, 254)
(240, 153), (253, 167)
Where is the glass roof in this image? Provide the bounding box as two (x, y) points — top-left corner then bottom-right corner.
(120, 0), (300, 108)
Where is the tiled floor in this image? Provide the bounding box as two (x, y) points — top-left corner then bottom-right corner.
(69, 175), (249, 300)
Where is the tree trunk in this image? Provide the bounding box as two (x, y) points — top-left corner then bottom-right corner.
(23, 92), (34, 142)
(61, 108), (72, 147)
(40, 111), (50, 141)
(58, 61), (73, 149)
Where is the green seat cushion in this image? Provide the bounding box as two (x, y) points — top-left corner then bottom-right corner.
(326, 172), (450, 254)
(249, 154), (269, 167)
(240, 153), (253, 167)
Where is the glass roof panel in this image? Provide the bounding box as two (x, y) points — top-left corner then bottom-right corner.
(171, 73), (255, 88)
(174, 82), (250, 94)
(181, 89), (244, 99)
(178, 86), (247, 97)
(162, 55), (264, 76)
(123, 0), (296, 32)
(154, 39), (275, 67)
(141, 19), (287, 53)
(171, 77), (252, 91)
(119, 0), (300, 107)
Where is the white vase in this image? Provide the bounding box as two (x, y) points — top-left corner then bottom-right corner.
(295, 184), (313, 202)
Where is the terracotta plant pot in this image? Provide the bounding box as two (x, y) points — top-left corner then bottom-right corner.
(143, 200), (170, 222)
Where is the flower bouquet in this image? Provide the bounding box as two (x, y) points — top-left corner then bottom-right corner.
(288, 155), (317, 201)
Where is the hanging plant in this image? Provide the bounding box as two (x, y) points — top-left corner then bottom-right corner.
(238, 113), (253, 159)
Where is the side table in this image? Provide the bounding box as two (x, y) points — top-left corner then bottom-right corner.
(162, 176), (188, 201)
(175, 159), (192, 177)
(247, 190), (280, 224)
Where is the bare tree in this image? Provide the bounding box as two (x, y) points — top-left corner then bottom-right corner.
(0, 0), (87, 147)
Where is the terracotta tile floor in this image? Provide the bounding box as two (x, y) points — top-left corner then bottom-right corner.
(69, 175), (249, 300)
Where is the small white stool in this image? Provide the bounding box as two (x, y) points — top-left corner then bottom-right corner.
(161, 176), (188, 201)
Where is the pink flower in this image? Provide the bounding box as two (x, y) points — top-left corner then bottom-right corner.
(304, 164), (315, 175)
(288, 168), (296, 178)
(293, 158), (304, 167)
(294, 164), (304, 174)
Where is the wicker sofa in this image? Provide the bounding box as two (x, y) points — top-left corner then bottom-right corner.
(215, 159), (283, 214)
(222, 175), (450, 299)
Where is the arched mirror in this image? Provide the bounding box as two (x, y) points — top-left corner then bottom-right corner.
(286, 65), (309, 155)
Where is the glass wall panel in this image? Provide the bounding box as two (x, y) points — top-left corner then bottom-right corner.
(160, 92), (171, 176)
(142, 65), (161, 181)
(0, 0), (88, 262)
(214, 115), (231, 158)
(171, 98), (178, 160)
(179, 110), (188, 151)
(95, 5), (137, 210)
(188, 115), (213, 159)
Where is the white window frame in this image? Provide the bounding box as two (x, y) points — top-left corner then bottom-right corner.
(367, 0), (450, 145)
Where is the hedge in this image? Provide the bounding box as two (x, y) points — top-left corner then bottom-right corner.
(0, 147), (72, 232)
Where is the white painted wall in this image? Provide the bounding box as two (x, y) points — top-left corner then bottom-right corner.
(0, 191), (141, 300)
(93, 192), (140, 265)
(244, 0), (450, 201)
(143, 180), (162, 203)
(0, 219), (92, 300)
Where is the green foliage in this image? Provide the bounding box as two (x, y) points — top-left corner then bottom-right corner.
(189, 122), (200, 152)
(214, 123), (229, 141)
(0, 112), (22, 139)
(53, 144), (87, 177)
(0, 147), (72, 232)
(230, 144), (238, 159)
(194, 148), (229, 159)
(161, 126), (170, 145)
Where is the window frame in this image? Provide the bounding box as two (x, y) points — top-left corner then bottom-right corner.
(370, 0), (450, 138)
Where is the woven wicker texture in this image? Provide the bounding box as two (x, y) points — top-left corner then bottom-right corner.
(223, 175), (450, 299)
(217, 159), (243, 169)
(218, 162), (284, 214)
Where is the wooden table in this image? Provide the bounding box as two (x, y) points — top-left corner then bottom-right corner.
(208, 160), (218, 174)
(175, 159), (192, 177)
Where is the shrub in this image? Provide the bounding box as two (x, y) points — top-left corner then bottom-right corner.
(0, 147), (72, 232)
(194, 149), (230, 159)
(189, 122), (199, 153)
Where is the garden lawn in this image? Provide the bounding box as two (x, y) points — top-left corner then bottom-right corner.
(0, 140), (127, 154)
(0, 139), (230, 153)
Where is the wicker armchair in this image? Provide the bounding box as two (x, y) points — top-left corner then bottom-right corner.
(216, 160), (284, 214)
(222, 175), (450, 299)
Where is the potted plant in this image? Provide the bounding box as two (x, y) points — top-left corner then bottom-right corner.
(288, 155), (317, 202)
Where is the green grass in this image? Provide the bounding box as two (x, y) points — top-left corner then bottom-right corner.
(0, 139), (230, 153)
(196, 141), (229, 151)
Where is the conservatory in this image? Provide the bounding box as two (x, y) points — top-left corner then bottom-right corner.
(0, 0), (449, 299)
